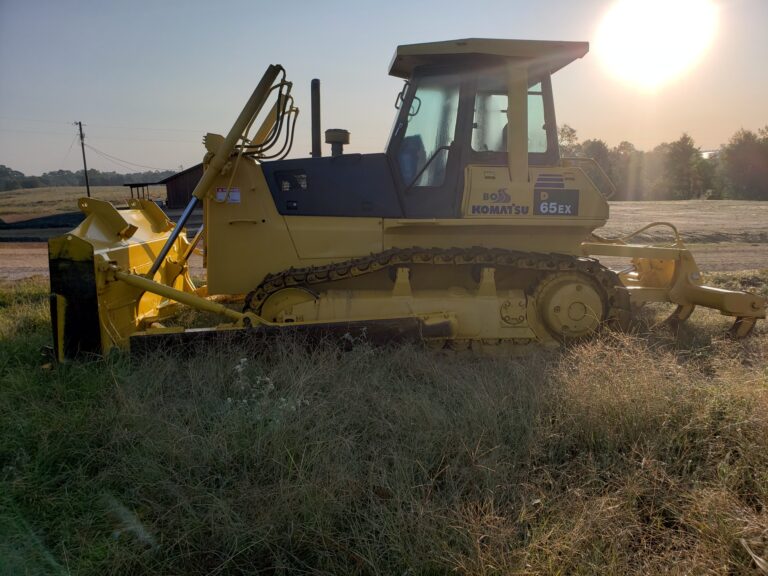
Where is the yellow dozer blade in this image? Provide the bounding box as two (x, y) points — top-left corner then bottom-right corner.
(48, 197), (197, 360)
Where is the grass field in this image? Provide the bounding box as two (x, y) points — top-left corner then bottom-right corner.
(0, 186), (165, 222)
(1, 276), (767, 574)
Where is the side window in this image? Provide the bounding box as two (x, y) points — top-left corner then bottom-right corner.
(472, 80), (549, 154)
(398, 76), (459, 187)
(527, 83), (547, 153)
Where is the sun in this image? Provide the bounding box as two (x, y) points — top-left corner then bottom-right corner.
(594, 0), (718, 91)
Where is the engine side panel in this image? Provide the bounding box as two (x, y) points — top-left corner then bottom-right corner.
(261, 153), (403, 218)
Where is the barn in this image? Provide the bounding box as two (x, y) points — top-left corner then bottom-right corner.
(160, 164), (204, 209)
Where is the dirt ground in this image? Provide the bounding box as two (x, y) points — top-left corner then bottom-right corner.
(597, 200), (768, 244)
(0, 243), (205, 282)
(0, 200), (765, 281)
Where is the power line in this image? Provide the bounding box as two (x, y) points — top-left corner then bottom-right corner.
(88, 134), (195, 144)
(0, 127), (73, 136)
(3, 116), (192, 172)
(84, 145), (137, 172)
(85, 122), (203, 134)
(0, 127), (193, 143)
(0, 115), (73, 126)
(0, 115), (205, 134)
(84, 143), (171, 171)
(85, 145), (152, 172)
(86, 143), (171, 171)
(60, 133), (79, 165)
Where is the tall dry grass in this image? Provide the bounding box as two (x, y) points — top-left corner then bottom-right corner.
(0, 277), (766, 574)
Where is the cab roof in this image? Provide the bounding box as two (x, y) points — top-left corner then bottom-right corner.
(389, 38), (589, 79)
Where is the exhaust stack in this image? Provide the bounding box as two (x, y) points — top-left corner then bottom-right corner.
(311, 79), (321, 157)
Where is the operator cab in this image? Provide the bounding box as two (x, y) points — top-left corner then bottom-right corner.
(261, 38), (588, 219)
(386, 38), (586, 217)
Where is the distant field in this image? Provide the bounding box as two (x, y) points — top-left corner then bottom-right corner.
(0, 186), (165, 222)
(598, 199), (768, 244)
(1, 195), (766, 279)
(1, 189), (766, 243)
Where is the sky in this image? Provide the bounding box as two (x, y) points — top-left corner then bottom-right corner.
(0, 0), (766, 176)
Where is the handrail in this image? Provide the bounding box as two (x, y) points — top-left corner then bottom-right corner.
(589, 221), (684, 247)
(560, 156), (617, 200)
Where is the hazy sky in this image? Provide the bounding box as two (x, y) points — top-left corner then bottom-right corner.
(1, 0), (766, 175)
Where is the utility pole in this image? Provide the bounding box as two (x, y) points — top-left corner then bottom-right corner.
(76, 121), (91, 198)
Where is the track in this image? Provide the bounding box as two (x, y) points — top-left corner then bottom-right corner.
(244, 247), (630, 347)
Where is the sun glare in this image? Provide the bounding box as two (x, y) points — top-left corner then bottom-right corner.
(595, 0), (718, 91)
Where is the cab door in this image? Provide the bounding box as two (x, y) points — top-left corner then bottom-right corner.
(387, 70), (471, 218)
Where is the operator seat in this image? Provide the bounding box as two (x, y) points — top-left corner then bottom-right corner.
(398, 135), (426, 185)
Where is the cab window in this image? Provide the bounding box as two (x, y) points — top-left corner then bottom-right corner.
(398, 75), (460, 187)
(471, 81), (548, 154)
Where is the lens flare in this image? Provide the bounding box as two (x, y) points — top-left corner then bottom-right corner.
(595, 0), (718, 91)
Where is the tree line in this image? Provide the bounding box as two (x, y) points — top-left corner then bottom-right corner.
(559, 125), (768, 200)
(0, 166), (176, 192)
(2, 125), (767, 200)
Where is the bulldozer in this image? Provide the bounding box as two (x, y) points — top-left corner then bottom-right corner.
(48, 38), (766, 361)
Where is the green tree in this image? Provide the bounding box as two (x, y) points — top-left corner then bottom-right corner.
(643, 143), (671, 200)
(664, 133), (700, 199)
(610, 141), (646, 200)
(581, 139), (610, 171)
(0, 166), (176, 191)
(557, 124), (579, 157)
(720, 128), (768, 200)
(693, 154), (717, 198)
(0, 165), (25, 191)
